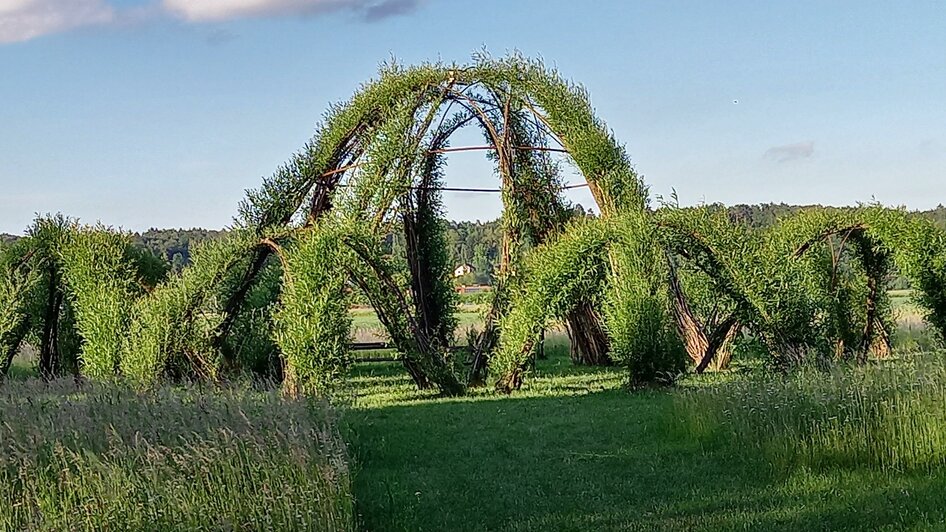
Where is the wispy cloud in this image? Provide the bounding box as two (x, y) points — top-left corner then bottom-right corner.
(0, 0), (114, 44)
(161, 0), (422, 23)
(363, 0), (420, 22)
(918, 138), (941, 158)
(764, 141), (814, 163)
(0, 0), (423, 44)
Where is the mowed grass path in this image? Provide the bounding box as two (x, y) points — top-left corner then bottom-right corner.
(345, 353), (946, 531)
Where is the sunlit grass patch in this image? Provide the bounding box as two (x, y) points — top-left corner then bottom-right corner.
(348, 332), (623, 409)
(675, 352), (946, 472)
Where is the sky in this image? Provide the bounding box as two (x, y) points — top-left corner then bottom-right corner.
(1, 0), (944, 233)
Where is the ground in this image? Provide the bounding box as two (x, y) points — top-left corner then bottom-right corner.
(345, 348), (946, 532)
(5, 297), (943, 531)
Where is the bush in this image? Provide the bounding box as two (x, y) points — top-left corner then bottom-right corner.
(606, 212), (687, 385)
(273, 227), (352, 397)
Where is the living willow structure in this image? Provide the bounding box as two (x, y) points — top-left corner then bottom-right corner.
(654, 205), (946, 371)
(1, 56), (945, 397)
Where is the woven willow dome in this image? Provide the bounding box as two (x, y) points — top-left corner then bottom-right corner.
(1, 56), (945, 397)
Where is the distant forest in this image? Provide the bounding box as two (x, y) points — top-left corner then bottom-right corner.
(2, 203), (944, 286)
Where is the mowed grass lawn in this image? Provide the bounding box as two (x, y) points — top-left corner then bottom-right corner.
(345, 349), (946, 531)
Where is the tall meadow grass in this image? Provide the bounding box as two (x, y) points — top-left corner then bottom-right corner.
(676, 352), (946, 472)
(0, 380), (353, 531)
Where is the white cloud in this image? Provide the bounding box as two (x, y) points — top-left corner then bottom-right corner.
(161, 0), (420, 22)
(764, 141), (815, 163)
(0, 0), (422, 44)
(0, 0), (114, 43)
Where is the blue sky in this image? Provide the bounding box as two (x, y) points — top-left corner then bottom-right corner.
(1, 0), (944, 233)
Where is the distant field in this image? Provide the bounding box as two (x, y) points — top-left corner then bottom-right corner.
(351, 292), (933, 347)
(890, 289), (918, 310)
(350, 303), (487, 343)
(888, 289), (933, 351)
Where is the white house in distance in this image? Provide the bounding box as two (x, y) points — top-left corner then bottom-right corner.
(453, 263), (474, 278)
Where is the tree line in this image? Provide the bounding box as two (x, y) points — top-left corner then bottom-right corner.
(4, 202), (942, 284)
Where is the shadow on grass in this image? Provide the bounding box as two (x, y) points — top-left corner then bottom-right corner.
(345, 362), (946, 531)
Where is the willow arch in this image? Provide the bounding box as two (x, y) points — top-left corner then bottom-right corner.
(652, 208), (882, 368)
(649, 206), (946, 370)
(0, 217), (168, 383)
(777, 210), (895, 363)
(1, 56), (653, 395)
(208, 56), (655, 394)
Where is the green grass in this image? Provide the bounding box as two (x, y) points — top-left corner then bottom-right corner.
(350, 304), (486, 342)
(886, 289), (941, 352)
(0, 381), (353, 531)
(889, 288), (915, 305)
(677, 352), (946, 472)
(6, 308), (946, 530)
(6, 355), (37, 380)
(345, 347), (946, 531)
